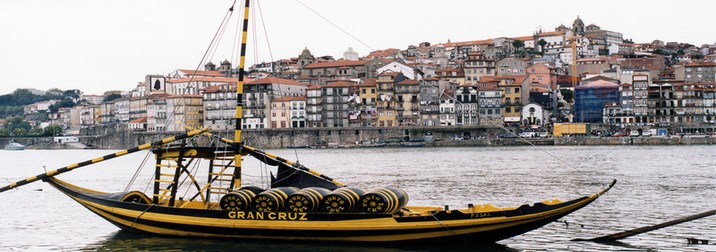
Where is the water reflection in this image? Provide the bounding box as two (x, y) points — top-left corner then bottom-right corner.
(84, 231), (518, 252)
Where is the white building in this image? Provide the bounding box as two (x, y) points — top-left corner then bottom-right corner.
(521, 103), (547, 126)
(439, 90), (456, 126)
(377, 61), (419, 80)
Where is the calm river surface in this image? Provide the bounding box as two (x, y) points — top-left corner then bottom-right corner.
(1, 145), (714, 251)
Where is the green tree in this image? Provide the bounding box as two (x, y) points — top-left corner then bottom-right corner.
(49, 98), (76, 113)
(12, 128), (27, 136)
(560, 89), (574, 103)
(11, 89), (40, 105)
(43, 125), (64, 136)
(63, 89), (81, 100)
(0, 128), (9, 137)
(512, 40), (525, 52)
(28, 127), (45, 136)
(6, 116), (31, 133)
(103, 93), (122, 102)
(538, 39), (547, 53)
(46, 88), (64, 99)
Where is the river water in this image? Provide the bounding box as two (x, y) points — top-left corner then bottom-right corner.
(0, 145), (714, 251)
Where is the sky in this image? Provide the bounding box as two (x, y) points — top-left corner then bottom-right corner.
(1, 0), (714, 96)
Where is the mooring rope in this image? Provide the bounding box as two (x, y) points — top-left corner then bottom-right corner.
(130, 204), (155, 231)
(430, 212), (468, 244)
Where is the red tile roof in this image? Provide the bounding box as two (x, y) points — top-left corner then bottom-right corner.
(271, 96), (306, 102)
(167, 77), (241, 83)
(323, 81), (356, 88)
(247, 77), (308, 86)
(685, 61), (716, 67)
(129, 117), (147, 124)
(439, 39), (494, 47)
(177, 69), (226, 77)
(365, 48), (401, 58)
(396, 79), (419, 85)
(303, 60), (370, 69)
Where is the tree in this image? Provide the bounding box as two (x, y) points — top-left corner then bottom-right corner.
(6, 116), (31, 133)
(28, 127), (45, 136)
(63, 89), (82, 100)
(103, 93), (122, 102)
(512, 40), (525, 52)
(46, 88), (64, 99)
(49, 98), (76, 113)
(12, 128), (27, 136)
(538, 39), (547, 53)
(43, 125), (64, 136)
(11, 89), (40, 105)
(560, 89), (574, 103)
(0, 128), (9, 137)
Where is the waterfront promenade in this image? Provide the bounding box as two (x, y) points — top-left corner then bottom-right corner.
(2, 125), (714, 149)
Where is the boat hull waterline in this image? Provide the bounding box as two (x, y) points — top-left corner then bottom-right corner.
(47, 177), (615, 244)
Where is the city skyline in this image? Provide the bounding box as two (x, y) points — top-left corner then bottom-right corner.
(1, 0), (714, 96)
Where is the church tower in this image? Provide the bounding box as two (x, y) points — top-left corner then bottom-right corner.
(343, 47), (359, 61)
(298, 47), (315, 69)
(572, 16), (585, 36)
(219, 60), (232, 76)
(205, 61), (216, 71)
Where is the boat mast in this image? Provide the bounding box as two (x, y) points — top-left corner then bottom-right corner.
(233, 0), (251, 190)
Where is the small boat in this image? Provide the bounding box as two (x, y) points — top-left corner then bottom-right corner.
(0, 0), (615, 245)
(358, 140), (387, 148)
(361, 142), (387, 148)
(4, 141), (25, 150)
(400, 142), (425, 147)
(400, 139), (426, 147)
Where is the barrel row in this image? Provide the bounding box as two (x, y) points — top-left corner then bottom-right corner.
(219, 186), (408, 214)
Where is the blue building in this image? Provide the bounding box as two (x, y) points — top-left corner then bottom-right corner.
(574, 80), (620, 123)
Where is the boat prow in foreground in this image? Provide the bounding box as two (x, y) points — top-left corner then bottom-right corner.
(45, 173), (614, 244)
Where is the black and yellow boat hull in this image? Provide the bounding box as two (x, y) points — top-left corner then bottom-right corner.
(47, 178), (614, 244)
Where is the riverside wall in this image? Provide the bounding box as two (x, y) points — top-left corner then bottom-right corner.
(3, 125), (714, 150)
(76, 125), (715, 149)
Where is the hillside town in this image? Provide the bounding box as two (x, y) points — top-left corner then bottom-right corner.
(2, 17), (716, 138)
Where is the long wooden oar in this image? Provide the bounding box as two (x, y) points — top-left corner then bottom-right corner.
(0, 127), (210, 193)
(573, 209), (716, 242)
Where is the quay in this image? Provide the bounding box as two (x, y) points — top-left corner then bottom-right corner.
(2, 125), (714, 150)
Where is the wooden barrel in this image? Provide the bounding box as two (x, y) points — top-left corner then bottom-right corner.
(285, 187), (331, 212)
(219, 186), (265, 211)
(251, 187), (299, 212)
(359, 187), (409, 214)
(321, 187), (365, 213)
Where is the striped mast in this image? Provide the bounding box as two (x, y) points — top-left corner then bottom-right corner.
(232, 0), (251, 190)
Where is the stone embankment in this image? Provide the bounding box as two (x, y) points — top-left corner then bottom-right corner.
(2, 125), (713, 150)
(79, 125), (716, 149)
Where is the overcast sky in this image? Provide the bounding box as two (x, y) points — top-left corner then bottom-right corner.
(1, 0), (714, 95)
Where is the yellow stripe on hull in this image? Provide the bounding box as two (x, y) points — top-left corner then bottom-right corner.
(58, 194), (594, 242)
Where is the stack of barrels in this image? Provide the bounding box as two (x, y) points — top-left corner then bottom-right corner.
(220, 186), (408, 214)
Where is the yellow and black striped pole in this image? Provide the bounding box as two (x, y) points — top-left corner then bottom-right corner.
(232, 0), (251, 190)
(0, 127), (210, 193)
